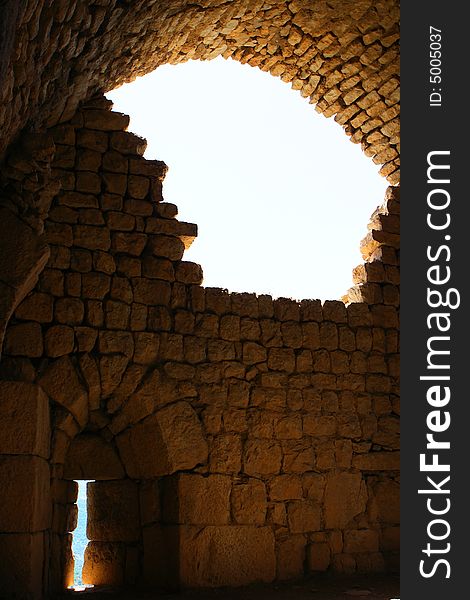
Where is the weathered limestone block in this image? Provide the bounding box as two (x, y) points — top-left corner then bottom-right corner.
(0, 456), (50, 532)
(324, 472), (368, 529)
(276, 534), (306, 580)
(132, 277), (171, 305)
(87, 480), (140, 542)
(45, 324), (75, 357)
(140, 480), (161, 526)
(147, 234), (185, 261)
(117, 401), (208, 478)
(4, 321), (43, 357)
(179, 525), (276, 587)
(82, 109), (130, 131)
(230, 478), (266, 525)
(209, 434), (242, 474)
(0, 207), (49, 355)
(287, 500), (321, 533)
(63, 434), (125, 481)
(0, 381), (50, 458)
(307, 541), (331, 572)
(38, 356), (88, 426)
(269, 475), (303, 501)
(352, 451), (400, 471)
(110, 131), (147, 155)
(244, 439), (282, 476)
(162, 474), (231, 525)
(369, 479), (400, 524)
(82, 541), (125, 586)
(0, 532), (45, 600)
(15, 292), (54, 322)
(344, 529), (379, 553)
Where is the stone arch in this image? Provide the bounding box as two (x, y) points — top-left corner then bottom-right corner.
(0, 0), (399, 181)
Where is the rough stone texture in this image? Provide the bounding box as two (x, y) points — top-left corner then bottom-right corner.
(82, 541), (125, 587)
(0, 532), (45, 600)
(179, 526), (277, 587)
(87, 480), (140, 542)
(324, 472), (368, 529)
(0, 382), (50, 458)
(0, 0), (400, 185)
(63, 433), (125, 481)
(0, 9), (400, 591)
(0, 456), (50, 532)
(162, 474), (232, 525)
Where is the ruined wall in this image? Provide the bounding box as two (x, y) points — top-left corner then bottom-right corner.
(0, 1), (400, 596)
(0, 0), (399, 184)
(0, 98), (399, 596)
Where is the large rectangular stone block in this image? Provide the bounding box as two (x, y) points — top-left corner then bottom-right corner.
(179, 525), (276, 587)
(161, 474), (231, 525)
(0, 532), (45, 599)
(143, 524), (276, 589)
(0, 381), (50, 458)
(0, 456), (51, 532)
(87, 480), (140, 542)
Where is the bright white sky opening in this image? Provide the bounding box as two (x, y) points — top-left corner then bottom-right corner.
(108, 57), (388, 301)
(71, 480), (92, 587)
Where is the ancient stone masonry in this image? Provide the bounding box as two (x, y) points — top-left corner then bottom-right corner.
(0, 1), (400, 597)
(0, 97), (399, 597)
(0, 0), (399, 182)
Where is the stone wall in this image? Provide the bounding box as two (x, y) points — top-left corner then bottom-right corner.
(0, 0), (399, 184)
(0, 97), (399, 596)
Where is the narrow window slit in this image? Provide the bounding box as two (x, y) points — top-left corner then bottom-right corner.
(69, 480), (94, 591)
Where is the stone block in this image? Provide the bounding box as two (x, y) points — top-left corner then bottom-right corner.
(244, 440), (282, 476)
(209, 434), (242, 474)
(110, 131), (147, 155)
(82, 272), (111, 299)
(55, 297), (84, 324)
(0, 532), (45, 600)
(179, 525), (276, 587)
(352, 452), (400, 471)
(87, 480), (140, 542)
(274, 415), (303, 439)
(83, 109), (130, 131)
(287, 500), (321, 533)
(232, 478), (267, 525)
(15, 292), (54, 322)
(162, 474), (231, 525)
(45, 324), (75, 357)
(0, 382), (50, 458)
(0, 456), (50, 532)
(4, 321), (43, 357)
(344, 529), (379, 553)
(132, 277), (171, 305)
(371, 479), (400, 524)
(38, 356), (88, 427)
(269, 475), (303, 501)
(74, 225), (111, 251)
(112, 232), (147, 256)
(140, 480), (161, 526)
(128, 175), (150, 199)
(324, 472), (368, 529)
(82, 541), (125, 586)
(277, 534), (308, 582)
(64, 434), (125, 481)
(307, 542), (331, 572)
(147, 234), (185, 261)
(0, 207), (49, 293)
(116, 401), (208, 478)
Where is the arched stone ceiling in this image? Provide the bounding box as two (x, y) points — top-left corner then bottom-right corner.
(0, 0), (399, 182)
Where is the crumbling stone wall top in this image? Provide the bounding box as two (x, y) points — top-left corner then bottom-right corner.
(0, 0), (399, 183)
